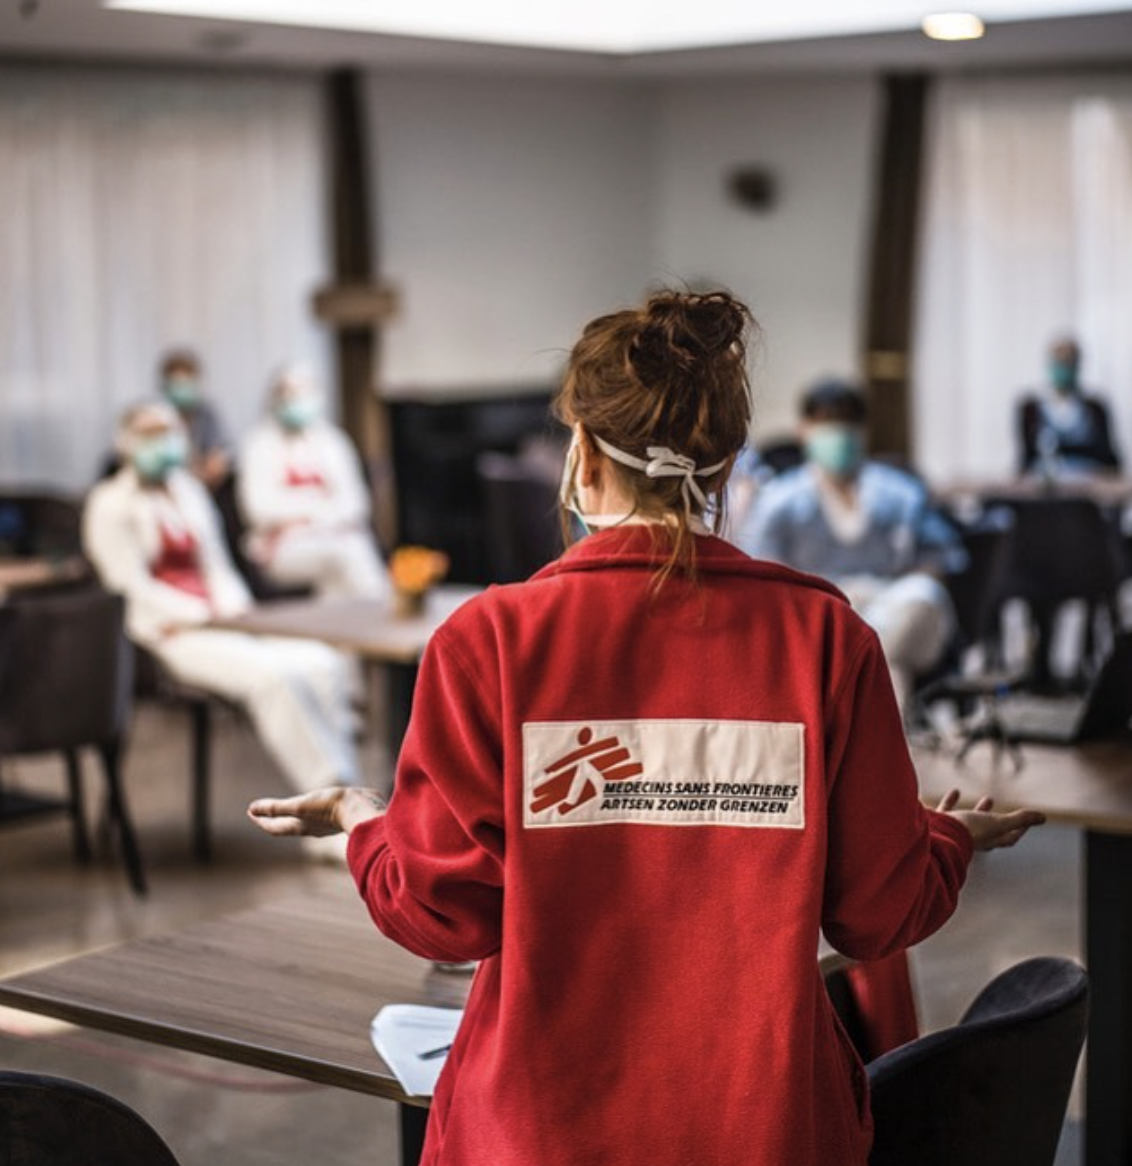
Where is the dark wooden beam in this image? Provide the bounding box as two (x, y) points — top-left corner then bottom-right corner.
(324, 68), (397, 547)
(862, 73), (929, 461)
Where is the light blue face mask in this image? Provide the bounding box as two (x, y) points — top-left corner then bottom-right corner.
(804, 424), (864, 478)
(276, 396), (322, 431)
(164, 375), (200, 410)
(132, 431), (189, 482)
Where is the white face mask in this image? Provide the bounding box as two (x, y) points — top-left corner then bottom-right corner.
(558, 423), (720, 533)
(558, 425), (635, 532)
(558, 425), (581, 514)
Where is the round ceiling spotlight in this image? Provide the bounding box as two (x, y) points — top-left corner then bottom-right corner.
(922, 12), (986, 41)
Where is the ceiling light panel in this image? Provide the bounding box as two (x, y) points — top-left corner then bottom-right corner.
(102, 1), (1132, 53)
(922, 11), (988, 38)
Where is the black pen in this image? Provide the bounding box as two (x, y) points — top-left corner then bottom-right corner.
(419, 1043), (452, 1060)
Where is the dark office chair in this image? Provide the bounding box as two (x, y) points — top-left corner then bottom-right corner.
(941, 506), (1017, 655)
(0, 489), (85, 560)
(754, 436), (805, 477)
(867, 956), (1088, 1166)
(980, 496), (1127, 691)
(0, 1071), (182, 1165)
(911, 507), (1029, 753)
(134, 644), (230, 863)
(0, 588), (147, 894)
(476, 451), (562, 583)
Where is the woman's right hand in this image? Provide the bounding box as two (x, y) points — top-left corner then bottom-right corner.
(247, 787), (386, 838)
(936, 789), (1046, 851)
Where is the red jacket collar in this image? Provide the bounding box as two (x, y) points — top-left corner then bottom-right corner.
(531, 525), (847, 602)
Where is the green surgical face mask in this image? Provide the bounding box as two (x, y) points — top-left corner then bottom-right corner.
(276, 396), (322, 431)
(804, 424), (864, 478)
(131, 431), (189, 482)
(1049, 359), (1078, 395)
(164, 374), (200, 410)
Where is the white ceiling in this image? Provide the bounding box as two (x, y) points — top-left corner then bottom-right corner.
(2, 0), (1131, 76)
(98, 0), (1132, 53)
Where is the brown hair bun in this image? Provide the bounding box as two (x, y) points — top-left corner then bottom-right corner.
(630, 291), (748, 382)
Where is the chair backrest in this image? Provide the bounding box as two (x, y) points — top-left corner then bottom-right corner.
(0, 490), (84, 559)
(944, 507), (1016, 648)
(476, 451), (563, 583)
(0, 1070), (182, 1166)
(867, 956), (1088, 1166)
(756, 436), (805, 476)
(0, 587), (133, 754)
(982, 496), (1126, 610)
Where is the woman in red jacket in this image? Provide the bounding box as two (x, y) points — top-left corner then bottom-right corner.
(249, 290), (1043, 1166)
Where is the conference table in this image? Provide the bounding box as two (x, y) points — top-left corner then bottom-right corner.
(213, 584), (481, 753)
(0, 883), (866, 1166)
(0, 881), (468, 1166)
(913, 737), (1132, 1166)
(0, 554), (88, 599)
(937, 473), (1132, 512)
(213, 585), (481, 665)
(3, 738), (1131, 1165)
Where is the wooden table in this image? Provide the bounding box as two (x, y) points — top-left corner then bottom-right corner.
(938, 475), (1132, 511)
(0, 880), (471, 1166)
(213, 586), (481, 665)
(914, 738), (1132, 1166)
(213, 585), (481, 752)
(0, 555), (88, 598)
(8, 738), (1123, 1163)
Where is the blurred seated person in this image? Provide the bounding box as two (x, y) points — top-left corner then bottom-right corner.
(83, 402), (360, 799)
(238, 366), (389, 599)
(724, 444), (771, 537)
(725, 436), (805, 537)
(735, 378), (966, 711)
(159, 348), (233, 491)
(1017, 336), (1121, 477)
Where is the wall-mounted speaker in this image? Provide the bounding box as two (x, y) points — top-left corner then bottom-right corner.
(727, 167), (777, 212)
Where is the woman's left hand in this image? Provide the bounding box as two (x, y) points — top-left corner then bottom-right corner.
(247, 787), (386, 838)
(935, 788), (1046, 851)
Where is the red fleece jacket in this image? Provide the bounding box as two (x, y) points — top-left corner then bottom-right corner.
(348, 527), (973, 1166)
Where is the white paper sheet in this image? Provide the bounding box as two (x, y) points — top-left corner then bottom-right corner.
(370, 1004), (465, 1097)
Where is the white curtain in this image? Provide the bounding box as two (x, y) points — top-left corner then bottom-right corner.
(912, 73), (1132, 484)
(0, 64), (332, 491)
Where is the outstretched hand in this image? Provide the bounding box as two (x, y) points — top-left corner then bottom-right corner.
(936, 789), (1046, 852)
(247, 787), (386, 839)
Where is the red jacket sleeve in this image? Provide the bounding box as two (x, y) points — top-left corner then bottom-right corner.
(821, 631), (974, 960)
(346, 625), (505, 962)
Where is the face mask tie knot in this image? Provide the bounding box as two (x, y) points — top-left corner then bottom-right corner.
(591, 434), (725, 517)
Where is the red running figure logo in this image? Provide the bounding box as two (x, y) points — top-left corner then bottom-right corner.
(529, 727), (644, 816)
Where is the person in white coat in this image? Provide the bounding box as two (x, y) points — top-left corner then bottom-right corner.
(237, 367), (388, 599)
(83, 401), (360, 800)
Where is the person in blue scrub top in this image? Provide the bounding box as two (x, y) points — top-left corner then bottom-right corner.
(736, 378), (965, 712)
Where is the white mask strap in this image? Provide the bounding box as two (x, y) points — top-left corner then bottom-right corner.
(590, 434), (726, 517)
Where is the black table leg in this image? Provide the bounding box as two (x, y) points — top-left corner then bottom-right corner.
(387, 663), (418, 760)
(1085, 829), (1132, 1166)
(399, 1101), (429, 1166)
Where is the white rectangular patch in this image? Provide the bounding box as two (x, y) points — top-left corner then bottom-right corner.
(522, 719), (804, 830)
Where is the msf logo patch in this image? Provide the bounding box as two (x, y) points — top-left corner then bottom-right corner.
(528, 727), (645, 817)
(523, 719), (805, 830)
